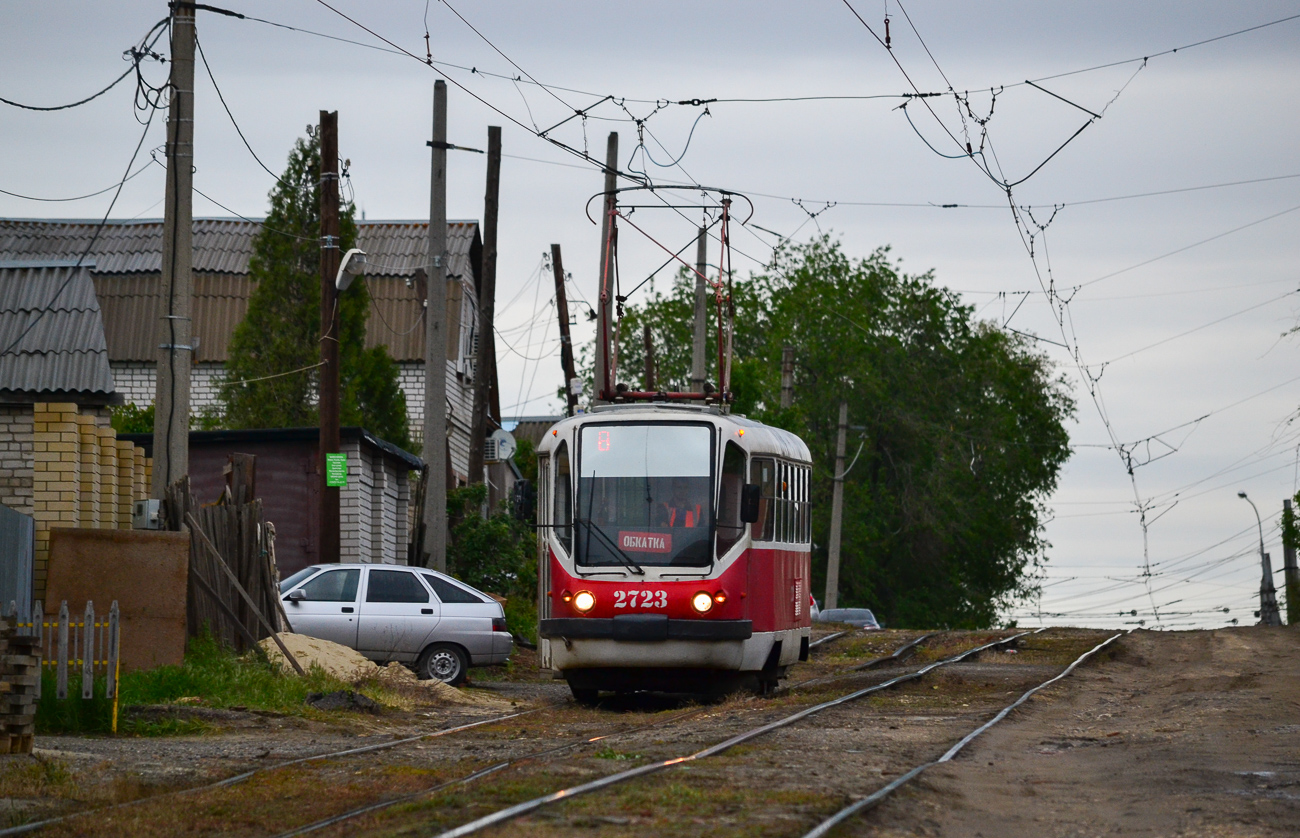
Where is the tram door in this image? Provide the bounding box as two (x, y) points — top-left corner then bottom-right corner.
(537, 454), (552, 670)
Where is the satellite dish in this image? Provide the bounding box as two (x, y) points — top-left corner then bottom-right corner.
(485, 428), (517, 464)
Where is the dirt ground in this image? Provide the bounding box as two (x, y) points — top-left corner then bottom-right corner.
(860, 627), (1300, 838)
(2, 627), (1296, 836)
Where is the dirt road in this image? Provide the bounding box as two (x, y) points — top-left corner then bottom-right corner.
(860, 627), (1300, 837)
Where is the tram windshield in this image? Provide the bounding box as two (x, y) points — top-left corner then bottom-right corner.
(575, 423), (714, 568)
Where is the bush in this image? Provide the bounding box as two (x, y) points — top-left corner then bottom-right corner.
(446, 484), (537, 642)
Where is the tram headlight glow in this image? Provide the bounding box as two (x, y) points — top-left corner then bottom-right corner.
(573, 590), (596, 613)
(691, 591), (714, 614)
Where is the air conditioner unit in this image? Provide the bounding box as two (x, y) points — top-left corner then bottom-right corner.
(484, 428), (517, 464)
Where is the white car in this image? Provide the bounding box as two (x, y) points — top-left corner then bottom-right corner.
(279, 563), (512, 685)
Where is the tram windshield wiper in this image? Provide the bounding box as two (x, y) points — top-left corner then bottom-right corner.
(576, 518), (645, 575)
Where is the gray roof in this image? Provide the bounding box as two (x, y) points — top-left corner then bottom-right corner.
(0, 218), (481, 363)
(0, 218), (479, 277)
(0, 265), (116, 399)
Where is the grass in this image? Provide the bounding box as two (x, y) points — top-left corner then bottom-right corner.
(36, 634), (352, 736)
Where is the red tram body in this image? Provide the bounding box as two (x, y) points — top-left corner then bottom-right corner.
(536, 404), (813, 700)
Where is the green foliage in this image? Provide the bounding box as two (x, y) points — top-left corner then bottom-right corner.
(217, 130), (412, 450)
(513, 438), (538, 483)
(36, 634), (348, 735)
(595, 236), (1074, 628)
(1282, 492), (1299, 554)
(109, 402), (154, 434)
(446, 483), (537, 641)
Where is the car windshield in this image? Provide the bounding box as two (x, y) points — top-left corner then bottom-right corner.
(279, 566), (318, 594)
(576, 422), (714, 568)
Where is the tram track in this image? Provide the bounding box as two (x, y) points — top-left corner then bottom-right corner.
(800, 629), (1130, 838)
(22, 629), (1020, 838)
(250, 631), (952, 837)
(421, 629), (1037, 838)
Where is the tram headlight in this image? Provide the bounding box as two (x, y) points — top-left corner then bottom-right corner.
(572, 590), (596, 613)
(691, 591), (714, 614)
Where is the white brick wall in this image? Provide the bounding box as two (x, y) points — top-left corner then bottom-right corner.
(110, 362), (225, 415)
(0, 406), (34, 514)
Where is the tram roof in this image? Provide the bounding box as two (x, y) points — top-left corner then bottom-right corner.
(536, 404), (811, 463)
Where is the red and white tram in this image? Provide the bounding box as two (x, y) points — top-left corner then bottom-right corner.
(536, 403), (813, 701)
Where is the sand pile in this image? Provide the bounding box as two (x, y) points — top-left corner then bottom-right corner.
(258, 633), (490, 706)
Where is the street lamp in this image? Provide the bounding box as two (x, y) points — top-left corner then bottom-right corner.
(1238, 491), (1282, 626)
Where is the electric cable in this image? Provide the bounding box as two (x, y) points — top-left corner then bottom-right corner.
(0, 161), (156, 202)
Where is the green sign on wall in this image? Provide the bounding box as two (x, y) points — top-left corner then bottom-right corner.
(325, 452), (348, 487)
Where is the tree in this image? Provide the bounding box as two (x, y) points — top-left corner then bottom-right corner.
(599, 236), (1074, 628)
(217, 131), (412, 450)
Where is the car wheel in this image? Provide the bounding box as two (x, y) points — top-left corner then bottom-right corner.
(570, 686), (599, 706)
(417, 643), (468, 686)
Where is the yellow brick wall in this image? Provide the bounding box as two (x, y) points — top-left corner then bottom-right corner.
(30, 402), (154, 600)
(76, 413), (100, 528)
(115, 440), (134, 529)
(96, 426), (118, 529)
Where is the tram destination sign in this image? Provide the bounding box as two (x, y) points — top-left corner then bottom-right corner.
(619, 531), (672, 553)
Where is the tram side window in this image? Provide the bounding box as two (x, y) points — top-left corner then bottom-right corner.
(554, 441), (573, 555)
(798, 465), (810, 543)
(751, 457), (775, 541)
(716, 441), (746, 558)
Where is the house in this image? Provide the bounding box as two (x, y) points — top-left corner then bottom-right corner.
(122, 427), (422, 575)
(0, 263), (152, 599)
(0, 218), (503, 485)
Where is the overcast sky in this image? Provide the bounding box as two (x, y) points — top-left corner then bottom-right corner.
(4, 1), (1299, 629)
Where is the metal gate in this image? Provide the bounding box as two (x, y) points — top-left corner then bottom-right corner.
(0, 504), (33, 623)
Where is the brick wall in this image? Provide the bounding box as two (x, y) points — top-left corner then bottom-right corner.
(0, 407), (34, 515)
(109, 361), (226, 415)
(27, 402), (152, 600)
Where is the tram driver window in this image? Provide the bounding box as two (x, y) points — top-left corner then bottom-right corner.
(716, 441), (746, 557)
(554, 440), (573, 554)
(751, 457), (775, 541)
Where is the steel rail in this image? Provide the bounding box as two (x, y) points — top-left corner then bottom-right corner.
(268, 704), (715, 837)
(806, 630), (849, 649)
(427, 630), (1036, 838)
(269, 633), (940, 836)
(800, 629), (1130, 838)
(0, 707), (544, 836)
(784, 631), (941, 694)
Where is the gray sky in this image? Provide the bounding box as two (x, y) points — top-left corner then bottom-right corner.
(4, 1), (1300, 628)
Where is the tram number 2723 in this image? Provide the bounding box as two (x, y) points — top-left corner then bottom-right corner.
(613, 590), (668, 609)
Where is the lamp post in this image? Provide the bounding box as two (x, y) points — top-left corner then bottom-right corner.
(1238, 491), (1282, 626)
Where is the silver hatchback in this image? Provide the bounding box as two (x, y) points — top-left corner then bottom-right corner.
(279, 563), (512, 685)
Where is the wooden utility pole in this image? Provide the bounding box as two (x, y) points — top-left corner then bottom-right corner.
(318, 110), (341, 563)
(690, 226), (708, 393)
(780, 346), (794, 409)
(592, 132), (618, 403)
(152, 2), (195, 497)
(824, 402), (849, 610)
(1286, 499), (1299, 625)
(468, 126), (501, 486)
(643, 324), (656, 392)
(422, 80), (449, 571)
(550, 244), (578, 417)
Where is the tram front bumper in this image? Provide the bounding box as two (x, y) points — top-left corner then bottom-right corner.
(540, 615), (753, 642)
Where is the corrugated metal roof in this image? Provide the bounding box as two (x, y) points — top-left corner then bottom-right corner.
(2, 219), (480, 363)
(0, 266), (115, 397)
(0, 218), (479, 277)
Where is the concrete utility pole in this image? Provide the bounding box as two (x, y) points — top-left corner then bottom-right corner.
(318, 110), (341, 564)
(780, 346), (794, 409)
(422, 80), (449, 571)
(1238, 492), (1281, 626)
(690, 226), (708, 393)
(592, 132), (618, 403)
(152, 2), (195, 497)
(550, 244), (578, 417)
(1286, 499), (1300, 625)
(468, 126), (501, 486)
(825, 402), (849, 610)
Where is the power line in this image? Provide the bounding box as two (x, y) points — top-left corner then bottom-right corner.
(0, 160), (156, 202)
(0, 19), (168, 111)
(193, 31), (286, 185)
